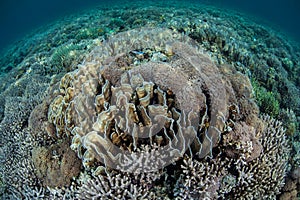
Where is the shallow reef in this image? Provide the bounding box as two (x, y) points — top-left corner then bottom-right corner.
(0, 1), (299, 199)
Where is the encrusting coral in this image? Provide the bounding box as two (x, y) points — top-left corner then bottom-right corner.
(31, 140), (82, 188)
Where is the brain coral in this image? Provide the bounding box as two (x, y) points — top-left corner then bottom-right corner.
(47, 27), (266, 173)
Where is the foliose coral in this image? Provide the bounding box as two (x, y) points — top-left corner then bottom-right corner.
(46, 28), (260, 174)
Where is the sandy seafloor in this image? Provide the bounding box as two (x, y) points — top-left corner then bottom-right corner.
(0, 0), (299, 199)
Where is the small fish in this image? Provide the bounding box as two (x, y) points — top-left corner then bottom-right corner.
(130, 50), (144, 55)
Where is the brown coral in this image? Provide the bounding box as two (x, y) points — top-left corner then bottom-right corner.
(31, 140), (82, 187)
(222, 121), (263, 162)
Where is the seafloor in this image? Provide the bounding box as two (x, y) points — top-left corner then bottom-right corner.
(0, 1), (299, 199)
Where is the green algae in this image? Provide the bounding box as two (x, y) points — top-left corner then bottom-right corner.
(252, 78), (280, 118)
(50, 43), (85, 73)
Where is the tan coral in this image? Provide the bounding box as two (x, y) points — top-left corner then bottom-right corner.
(222, 121), (263, 162)
(31, 140), (82, 188)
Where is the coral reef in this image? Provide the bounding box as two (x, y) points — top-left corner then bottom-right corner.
(38, 27), (290, 199)
(252, 79), (280, 118)
(46, 28), (260, 173)
(0, 1), (298, 199)
(1, 0), (299, 130)
(172, 115), (290, 199)
(0, 73), (50, 199)
(174, 156), (227, 199)
(49, 43), (86, 73)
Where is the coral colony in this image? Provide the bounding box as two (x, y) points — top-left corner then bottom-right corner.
(0, 2), (299, 199)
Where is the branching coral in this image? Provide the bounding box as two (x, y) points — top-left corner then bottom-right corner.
(220, 115), (290, 199)
(76, 171), (162, 199)
(0, 74), (50, 199)
(173, 115), (290, 200)
(174, 156), (228, 199)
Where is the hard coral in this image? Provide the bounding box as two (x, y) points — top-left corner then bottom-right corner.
(0, 74), (50, 199)
(76, 171), (162, 199)
(223, 121), (263, 162)
(43, 27), (290, 199)
(0, 3), (297, 199)
(223, 115), (290, 199)
(174, 156), (227, 199)
(32, 140), (82, 188)
(47, 28), (259, 173)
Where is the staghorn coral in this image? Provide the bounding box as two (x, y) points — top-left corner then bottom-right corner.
(173, 156), (228, 199)
(76, 170), (162, 199)
(0, 121), (46, 199)
(172, 115), (290, 200)
(0, 74), (49, 124)
(0, 73), (50, 199)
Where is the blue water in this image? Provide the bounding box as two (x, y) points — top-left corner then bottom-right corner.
(0, 0), (300, 53)
(0, 0), (100, 52)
